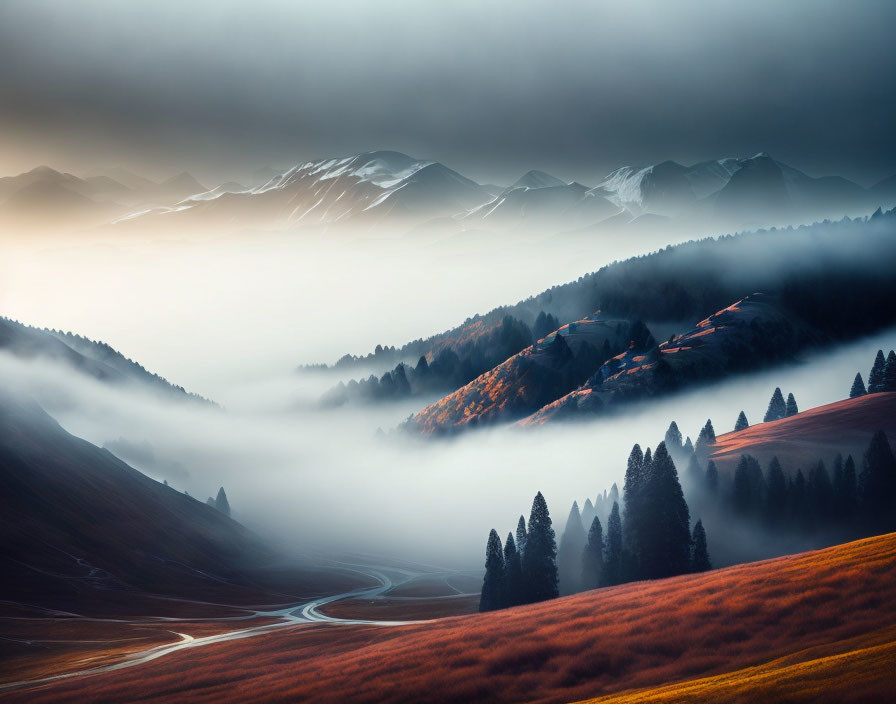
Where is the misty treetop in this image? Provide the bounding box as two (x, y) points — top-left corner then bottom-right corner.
(482, 441), (711, 611)
(479, 529), (505, 612)
(480, 492), (559, 612)
(865, 349), (896, 395)
(325, 211), (896, 387)
(764, 387), (787, 422)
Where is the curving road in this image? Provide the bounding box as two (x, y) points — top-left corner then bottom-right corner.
(0, 559), (477, 692)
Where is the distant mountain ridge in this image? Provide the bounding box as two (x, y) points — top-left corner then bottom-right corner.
(2, 152), (893, 235)
(0, 165), (210, 232)
(102, 150), (896, 234)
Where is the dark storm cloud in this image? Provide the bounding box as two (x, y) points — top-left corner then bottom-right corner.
(0, 0), (894, 185)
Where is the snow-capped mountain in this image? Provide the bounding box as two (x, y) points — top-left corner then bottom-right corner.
(595, 158), (742, 216)
(509, 170), (568, 190)
(462, 167), (621, 232)
(5, 151), (891, 236)
(595, 153), (881, 226)
(122, 151), (494, 231)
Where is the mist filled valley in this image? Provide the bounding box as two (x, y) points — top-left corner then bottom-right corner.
(2, 211), (895, 569)
(3, 2), (896, 701)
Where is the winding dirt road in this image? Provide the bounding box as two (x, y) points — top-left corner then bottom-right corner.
(0, 558), (478, 692)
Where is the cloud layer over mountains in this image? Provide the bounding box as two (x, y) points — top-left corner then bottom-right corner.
(1, 0), (894, 185)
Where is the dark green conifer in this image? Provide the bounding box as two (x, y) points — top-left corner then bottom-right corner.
(521, 492), (558, 602)
(215, 487), (231, 517)
(581, 516), (604, 591)
(503, 533), (524, 607)
(479, 529), (505, 612)
(785, 393), (799, 417)
(691, 519), (711, 572)
(557, 501), (586, 595)
(604, 501), (623, 586)
(868, 350), (886, 393)
(764, 387), (786, 422)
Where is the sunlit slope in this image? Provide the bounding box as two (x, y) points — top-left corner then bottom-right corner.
(20, 533), (896, 703)
(521, 293), (804, 425)
(709, 392), (896, 472)
(576, 628), (896, 703)
(407, 313), (634, 433)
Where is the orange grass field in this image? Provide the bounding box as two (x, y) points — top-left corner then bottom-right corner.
(7, 532), (896, 703)
(709, 391), (896, 473)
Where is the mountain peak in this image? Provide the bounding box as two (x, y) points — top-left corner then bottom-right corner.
(510, 170), (567, 190)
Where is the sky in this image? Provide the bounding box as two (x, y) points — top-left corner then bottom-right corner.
(1, 0), (895, 186)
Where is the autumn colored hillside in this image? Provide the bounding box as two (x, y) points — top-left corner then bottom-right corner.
(14, 533), (896, 703)
(521, 293), (805, 425)
(709, 392), (896, 473)
(407, 312), (634, 433)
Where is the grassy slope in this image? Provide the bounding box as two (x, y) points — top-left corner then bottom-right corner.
(709, 392), (896, 472)
(14, 533), (896, 703)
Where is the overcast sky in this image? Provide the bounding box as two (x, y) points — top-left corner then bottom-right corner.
(1, 0), (894, 186)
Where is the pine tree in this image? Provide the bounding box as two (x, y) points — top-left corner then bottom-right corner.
(392, 363), (411, 396)
(683, 436), (694, 455)
(705, 461), (719, 495)
(581, 497), (596, 528)
(664, 421), (682, 453)
(785, 393), (799, 417)
(604, 501), (623, 586)
(764, 387), (786, 422)
(884, 351), (896, 392)
(522, 492), (558, 603)
(695, 420), (716, 462)
(850, 373), (867, 398)
(622, 444), (644, 567)
(868, 350), (886, 393)
(859, 430), (896, 533)
(638, 442), (692, 579)
(558, 501), (587, 595)
(609, 483), (620, 504)
(734, 411), (749, 432)
(691, 519), (711, 572)
(515, 515), (528, 558)
(479, 529), (505, 612)
(581, 516), (604, 590)
(215, 487), (231, 517)
(503, 533), (524, 607)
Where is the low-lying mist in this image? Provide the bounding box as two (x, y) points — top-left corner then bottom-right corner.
(0, 217), (755, 397)
(2, 325), (892, 569)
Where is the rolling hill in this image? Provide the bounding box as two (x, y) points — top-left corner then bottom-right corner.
(708, 392), (896, 473)
(327, 209), (896, 380)
(0, 317), (211, 404)
(521, 293), (808, 426)
(407, 313), (639, 433)
(0, 390), (277, 613)
(14, 531), (896, 703)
